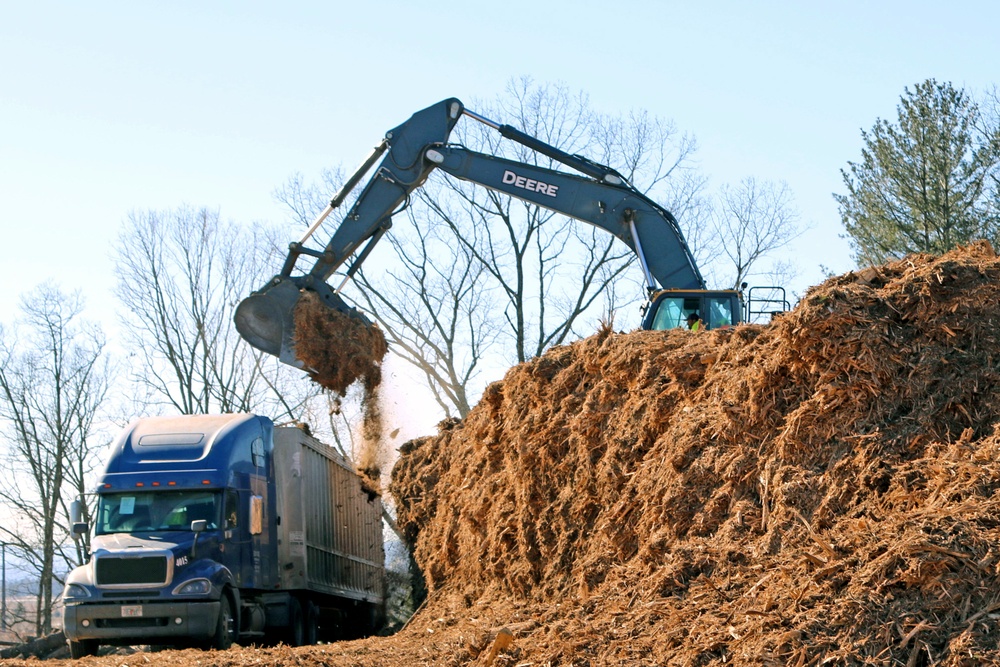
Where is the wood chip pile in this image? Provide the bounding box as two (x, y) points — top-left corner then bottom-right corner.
(390, 241), (1000, 665)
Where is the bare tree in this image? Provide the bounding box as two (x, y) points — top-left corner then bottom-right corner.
(0, 283), (110, 636)
(113, 206), (319, 420)
(275, 79), (706, 415)
(708, 177), (802, 290)
(276, 171), (498, 420)
(353, 212), (498, 418)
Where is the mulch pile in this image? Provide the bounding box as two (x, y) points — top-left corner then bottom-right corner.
(293, 290), (388, 395)
(389, 241), (1000, 666)
(22, 242), (1000, 667)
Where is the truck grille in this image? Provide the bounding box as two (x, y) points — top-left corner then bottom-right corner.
(95, 555), (170, 586)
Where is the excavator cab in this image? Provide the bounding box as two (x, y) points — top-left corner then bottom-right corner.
(642, 290), (742, 331)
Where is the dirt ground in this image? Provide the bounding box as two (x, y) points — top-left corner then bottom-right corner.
(16, 242), (1000, 666)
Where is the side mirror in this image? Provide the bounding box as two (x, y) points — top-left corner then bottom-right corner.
(70, 500), (89, 541)
(70, 500), (84, 524)
(190, 519), (208, 559)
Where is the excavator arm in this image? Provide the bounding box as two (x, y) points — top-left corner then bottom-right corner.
(426, 144), (705, 291)
(235, 98), (708, 366)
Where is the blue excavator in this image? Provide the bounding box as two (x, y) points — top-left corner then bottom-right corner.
(235, 98), (784, 366)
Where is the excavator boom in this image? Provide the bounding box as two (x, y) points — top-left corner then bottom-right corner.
(425, 145), (704, 290)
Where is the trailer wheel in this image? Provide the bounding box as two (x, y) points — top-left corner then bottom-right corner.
(211, 594), (237, 650)
(287, 597), (305, 646)
(69, 639), (99, 658)
(304, 600), (319, 645)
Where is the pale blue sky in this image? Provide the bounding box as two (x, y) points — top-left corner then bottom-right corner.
(2, 1), (998, 330)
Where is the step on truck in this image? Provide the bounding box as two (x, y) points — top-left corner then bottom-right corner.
(62, 413), (385, 657)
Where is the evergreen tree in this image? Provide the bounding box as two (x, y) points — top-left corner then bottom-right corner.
(836, 79), (1000, 266)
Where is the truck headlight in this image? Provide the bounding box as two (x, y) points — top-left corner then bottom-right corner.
(63, 583), (91, 600)
(172, 578), (212, 596)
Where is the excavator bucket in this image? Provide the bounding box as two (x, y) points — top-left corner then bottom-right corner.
(234, 278), (306, 367)
(234, 277), (366, 368)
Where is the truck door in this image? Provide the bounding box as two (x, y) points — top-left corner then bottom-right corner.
(224, 489), (253, 587)
(248, 474), (273, 588)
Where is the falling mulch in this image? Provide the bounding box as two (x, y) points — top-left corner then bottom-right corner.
(294, 290), (389, 493)
(23, 241), (1000, 666)
(293, 290), (388, 396)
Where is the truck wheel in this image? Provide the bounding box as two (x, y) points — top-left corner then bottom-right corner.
(211, 595), (237, 650)
(304, 600), (319, 645)
(69, 639), (99, 659)
(286, 597), (305, 646)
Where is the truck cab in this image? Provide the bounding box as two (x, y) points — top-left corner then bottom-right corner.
(63, 413), (385, 658)
(63, 413), (274, 656)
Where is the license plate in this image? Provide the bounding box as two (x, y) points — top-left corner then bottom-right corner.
(121, 605), (143, 618)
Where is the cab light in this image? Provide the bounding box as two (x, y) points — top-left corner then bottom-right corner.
(135, 482), (144, 487)
(202, 480), (211, 485)
(152, 482), (160, 487)
(168, 481), (177, 486)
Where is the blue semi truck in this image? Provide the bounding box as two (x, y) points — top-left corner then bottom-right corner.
(61, 413), (385, 657)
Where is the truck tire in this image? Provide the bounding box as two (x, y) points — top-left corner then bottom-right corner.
(286, 597), (305, 646)
(69, 639), (99, 659)
(211, 594), (237, 650)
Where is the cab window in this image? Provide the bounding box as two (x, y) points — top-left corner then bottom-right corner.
(649, 297), (704, 331)
(96, 491), (220, 534)
(650, 297), (684, 330)
(705, 298), (734, 329)
(225, 490), (239, 529)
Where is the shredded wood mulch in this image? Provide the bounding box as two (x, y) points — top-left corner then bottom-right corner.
(22, 242), (1000, 666)
(390, 240), (1000, 665)
(293, 290), (388, 395)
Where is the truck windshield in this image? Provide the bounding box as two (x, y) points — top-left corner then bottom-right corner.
(96, 490), (221, 534)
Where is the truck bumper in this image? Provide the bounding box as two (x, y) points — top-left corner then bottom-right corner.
(64, 600), (220, 643)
